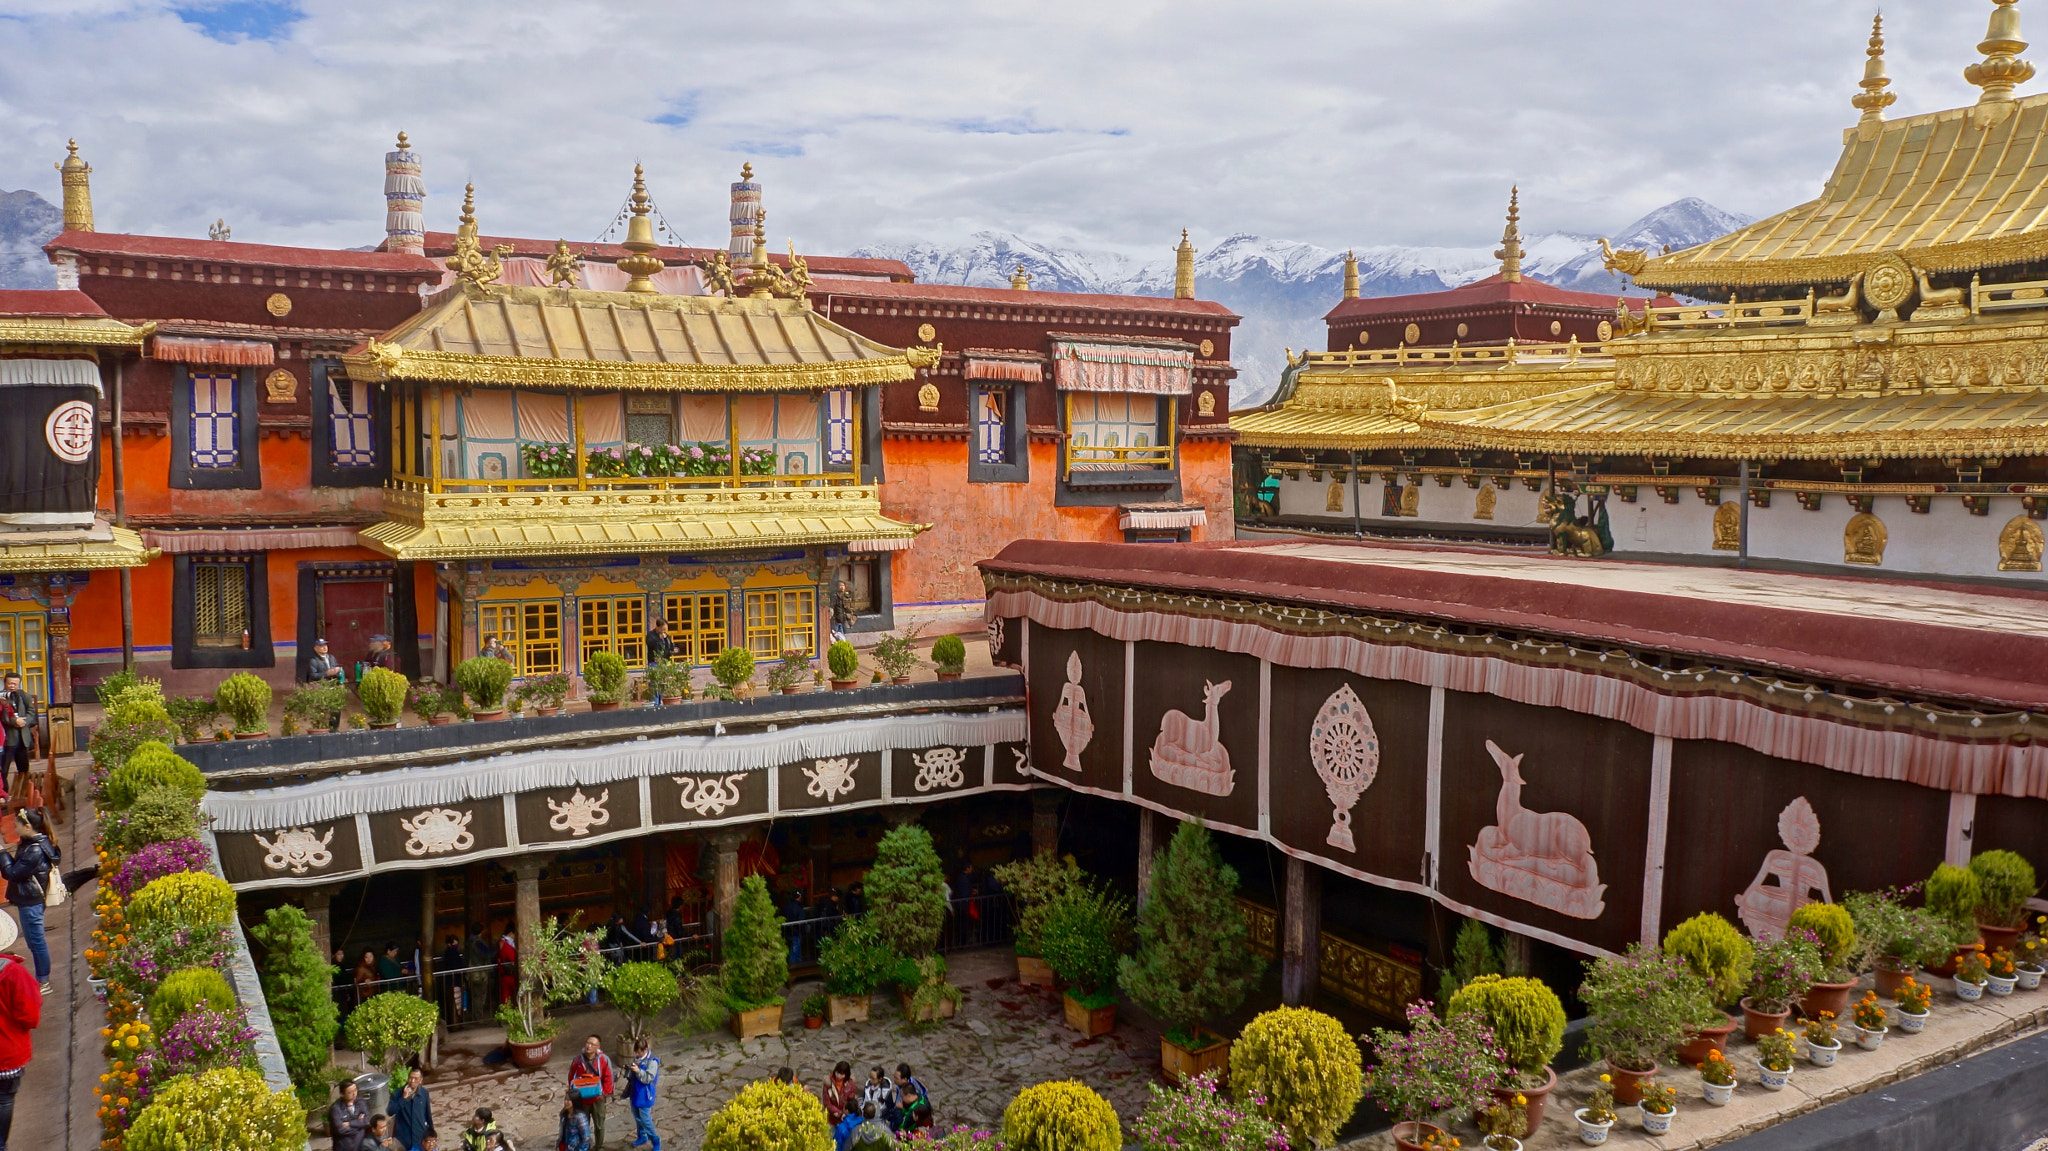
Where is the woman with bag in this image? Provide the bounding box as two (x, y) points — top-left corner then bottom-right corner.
(1, 809), (60, 992)
(555, 1090), (592, 1151)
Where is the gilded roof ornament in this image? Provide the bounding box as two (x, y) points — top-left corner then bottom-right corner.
(699, 250), (737, 297)
(1342, 251), (1359, 299)
(1495, 187), (1525, 283)
(1598, 237), (1647, 278)
(1967, 0), (2035, 111)
(741, 212), (778, 299)
(1173, 229), (1197, 299)
(1852, 12), (1897, 126)
(446, 184), (512, 289)
(1010, 263), (1032, 291)
(617, 164), (666, 294)
(55, 138), (93, 233)
(546, 239), (582, 288)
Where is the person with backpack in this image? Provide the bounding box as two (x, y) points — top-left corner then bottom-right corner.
(567, 1034), (613, 1149)
(0, 909), (41, 1151)
(621, 1036), (660, 1151)
(0, 809), (60, 992)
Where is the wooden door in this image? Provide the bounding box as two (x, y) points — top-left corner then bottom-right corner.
(320, 577), (390, 676)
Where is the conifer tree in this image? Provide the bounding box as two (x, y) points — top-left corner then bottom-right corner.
(723, 874), (789, 1008)
(865, 823), (950, 958)
(247, 904), (339, 1094)
(1118, 820), (1265, 1042)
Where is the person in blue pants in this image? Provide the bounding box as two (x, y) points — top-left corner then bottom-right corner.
(625, 1036), (661, 1150)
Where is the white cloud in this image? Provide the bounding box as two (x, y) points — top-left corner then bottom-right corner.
(0, 0), (2012, 255)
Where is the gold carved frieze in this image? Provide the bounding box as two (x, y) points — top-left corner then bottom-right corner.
(1613, 334), (2048, 395)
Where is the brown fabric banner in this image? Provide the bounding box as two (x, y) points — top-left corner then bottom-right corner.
(1129, 641), (1262, 830)
(650, 770), (769, 827)
(893, 745), (981, 799)
(1268, 667), (1431, 882)
(777, 751), (884, 812)
(516, 783), (643, 846)
(367, 802), (509, 865)
(217, 819), (362, 886)
(1026, 622), (1127, 795)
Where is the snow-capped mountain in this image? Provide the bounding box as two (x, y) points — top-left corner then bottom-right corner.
(0, 190), (62, 290)
(854, 198), (1752, 408)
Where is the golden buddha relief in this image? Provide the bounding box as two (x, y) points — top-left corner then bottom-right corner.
(1712, 502), (1740, 551)
(1326, 481), (1345, 512)
(1999, 515), (2044, 572)
(1843, 512), (1887, 566)
(1399, 483), (1420, 517)
(916, 381), (940, 412)
(1474, 484), (1496, 520)
(1197, 389), (1216, 417)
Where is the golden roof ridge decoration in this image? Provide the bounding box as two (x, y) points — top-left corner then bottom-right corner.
(1495, 187), (1524, 283)
(1967, 0), (2036, 113)
(0, 316), (154, 347)
(617, 165), (665, 294)
(447, 184), (513, 289)
(1853, 11), (1898, 128)
(0, 525), (157, 572)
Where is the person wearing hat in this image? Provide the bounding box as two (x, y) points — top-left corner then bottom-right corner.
(0, 907), (41, 1151)
(307, 638), (344, 685)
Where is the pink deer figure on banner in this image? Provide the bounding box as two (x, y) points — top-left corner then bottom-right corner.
(1149, 679), (1235, 796)
(1467, 739), (1606, 919)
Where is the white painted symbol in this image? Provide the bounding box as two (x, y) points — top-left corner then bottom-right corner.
(1052, 650), (1092, 772)
(253, 825), (334, 874)
(1735, 797), (1831, 941)
(804, 756), (859, 800)
(1011, 746), (1030, 776)
(46, 400), (94, 463)
(401, 807), (476, 857)
(546, 787), (611, 837)
(674, 773), (747, 818)
(986, 616), (1005, 656)
(1467, 740), (1605, 919)
(1309, 684), (1378, 851)
(912, 747), (967, 792)
(1149, 679), (1235, 796)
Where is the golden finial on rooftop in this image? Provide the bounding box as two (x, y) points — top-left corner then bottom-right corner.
(1967, 0), (2035, 106)
(457, 183), (478, 235)
(1173, 229), (1196, 299)
(1010, 263), (1032, 291)
(1853, 12), (1898, 124)
(446, 183), (509, 288)
(1342, 250), (1360, 299)
(742, 210), (779, 298)
(1495, 187), (1524, 283)
(396, 131), (410, 150)
(55, 138), (93, 233)
(741, 162), (754, 181)
(618, 163), (666, 294)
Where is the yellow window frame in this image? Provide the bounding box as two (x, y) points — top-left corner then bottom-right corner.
(0, 610), (46, 702)
(663, 592), (727, 666)
(744, 587), (816, 659)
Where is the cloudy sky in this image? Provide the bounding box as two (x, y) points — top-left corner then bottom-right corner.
(0, 0), (2018, 257)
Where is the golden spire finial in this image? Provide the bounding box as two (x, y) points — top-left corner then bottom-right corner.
(1853, 12), (1898, 124)
(1342, 250), (1360, 299)
(55, 138), (93, 232)
(1495, 186), (1524, 283)
(740, 162), (754, 182)
(396, 131), (410, 150)
(741, 210), (780, 298)
(447, 184), (508, 288)
(1968, 0), (2035, 105)
(457, 183), (477, 235)
(1173, 229), (1197, 299)
(618, 163), (666, 294)
(1010, 263), (1032, 291)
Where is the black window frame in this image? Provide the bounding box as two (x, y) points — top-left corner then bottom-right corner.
(967, 381), (1030, 484)
(311, 359), (390, 488)
(170, 365), (262, 490)
(171, 552), (274, 669)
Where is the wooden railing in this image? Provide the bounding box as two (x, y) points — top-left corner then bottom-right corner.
(390, 471), (862, 494)
(1306, 338), (1610, 370)
(1062, 442), (1175, 475)
(1972, 273), (2048, 314)
(1645, 291), (1814, 330)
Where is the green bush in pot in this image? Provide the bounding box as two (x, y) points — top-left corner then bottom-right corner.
(1787, 901), (1858, 981)
(930, 633), (967, 675)
(357, 666), (409, 725)
(1447, 974), (1566, 1088)
(214, 671), (272, 734)
(106, 741), (207, 812)
(722, 875), (788, 1011)
(344, 991), (439, 1071)
(1578, 944), (1719, 1073)
(1925, 863), (1983, 935)
(819, 914), (893, 997)
(583, 649), (630, 704)
(865, 823), (950, 959)
(1039, 881), (1133, 1007)
(826, 639), (860, 682)
(456, 655), (514, 712)
(1118, 820), (1264, 1047)
(1970, 850), (2039, 930)
(1845, 888), (1953, 972)
(992, 852), (1083, 958)
(1662, 911), (1753, 1011)
(709, 647), (755, 698)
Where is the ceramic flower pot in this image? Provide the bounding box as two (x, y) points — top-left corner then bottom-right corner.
(470, 708), (506, 722)
(1489, 1066), (1556, 1136)
(1740, 997), (1791, 1040)
(1701, 1077), (1734, 1106)
(1481, 1138), (1522, 1151)
(1756, 1060), (1793, 1091)
(1854, 1024), (1887, 1050)
(1895, 1007), (1928, 1034)
(1392, 1122), (1446, 1151)
(1954, 976), (1986, 1001)
(1987, 973), (2016, 997)
(507, 1038), (553, 1068)
(1573, 1108), (1615, 1145)
(1606, 1059), (1656, 1105)
(1675, 1013), (1737, 1065)
(1806, 1037), (1840, 1067)
(1978, 922), (2023, 954)
(831, 679), (858, 690)
(804, 1015), (823, 1029)
(1874, 960), (1913, 1000)
(1638, 1104), (1674, 1136)
(2018, 963), (2045, 991)
(1799, 978), (1857, 1022)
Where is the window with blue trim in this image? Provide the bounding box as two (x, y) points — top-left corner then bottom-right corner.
(825, 388), (855, 468)
(976, 389), (1010, 465)
(329, 374), (376, 467)
(189, 373), (240, 468)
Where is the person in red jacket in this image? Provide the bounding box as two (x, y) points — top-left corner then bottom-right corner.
(495, 924), (517, 1006)
(568, 1034), (614, 1151)
(0, 909), (41, 1151)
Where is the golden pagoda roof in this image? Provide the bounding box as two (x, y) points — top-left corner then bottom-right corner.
(0, 290), (152, 347)
(1231, 407), (1436, 450)
(1417, 382), (2048, 460)
(1635, 93), (2048, 291)
(0, 525), (157, 572)
(343, 281), (928, 392)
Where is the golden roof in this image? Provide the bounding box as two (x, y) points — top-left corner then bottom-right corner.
(1418, 382), (2048, 460)
(1636, 93), (2048, 290)
(0, 526), (157, 572)
(1232, 407), (1436, 450)
(0, 314), (152, 348)
(343, 281), (926, 391)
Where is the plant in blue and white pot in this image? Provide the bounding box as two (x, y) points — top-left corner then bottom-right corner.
(1802, 1011), (1842, 1067)
(1573, 1075), (1618, 1145)
(1755, 1028), (1796, 1092)
(1634, 1078), (1677, 1136)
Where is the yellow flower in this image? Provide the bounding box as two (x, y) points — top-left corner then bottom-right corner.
(1599, 1073), (1611, 1083)
(1514, 1094), (1526, 1105)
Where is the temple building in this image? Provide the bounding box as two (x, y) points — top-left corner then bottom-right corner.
(1233, 5), (2048, 584)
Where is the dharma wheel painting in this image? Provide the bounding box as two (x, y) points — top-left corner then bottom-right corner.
(1735, 796), (1830, 941)
(1309, 683), (1378, 850)
(1053, 650), (1093, 772)
(1467, 740), (1606, 919)
(1149, 679), (1235, 796)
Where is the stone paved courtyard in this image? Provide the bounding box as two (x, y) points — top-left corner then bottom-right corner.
(418, 949), (1169, 1150)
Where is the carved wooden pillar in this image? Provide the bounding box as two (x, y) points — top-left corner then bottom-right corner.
(643, 836), (667, 913)
(511, 857), (550, 980)
(1135, 809), (1158, 912)
(420, 870), (439, 994)
(1030, 789), (1062, 857)
(1281, 855), (1322, 1007)
(708, 830), (747, 931)
(299, 886), (336, 963)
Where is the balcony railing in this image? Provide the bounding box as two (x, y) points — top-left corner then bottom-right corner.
(391, 471), (862, 495)
(1063, 442), (1176, 476)
(1304, 338), (1612, 371)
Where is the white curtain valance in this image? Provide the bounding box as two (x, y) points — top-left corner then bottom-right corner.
(1119, 507), (1207, 530)
(0, 357), (101, 392)
(1052, 341), (1194, 394)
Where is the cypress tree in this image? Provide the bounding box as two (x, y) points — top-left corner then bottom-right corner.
(247, 904), (339, 1094)
(865, 823), (950, 958)
(722, 874), (789, 1008)
(1118, 820), (1265, 1044)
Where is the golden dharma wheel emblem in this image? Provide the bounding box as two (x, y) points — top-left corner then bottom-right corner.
(1199, 338), (1214, 358)
(916, 322), (936, 342)
(1862, 255), (1914, 312)
(1597, 320), (1614, 341)
(1404, 323), (1421, 344)
(1549, 320), (1563, 336)
(1456, 323), (1469, 339)
(265, 292), (293, 317)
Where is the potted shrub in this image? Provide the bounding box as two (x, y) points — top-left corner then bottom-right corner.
(1987, 947), (2019, 996)
(1448, 974), (1567, 1132)
(125, 1066), (304, 1151)
(497, 915), (606, 1067)
(409, 682), (466, 726)
(766, 649), (810, 695)
(818, 914), (891, 1024)
(1120, 821), (1265, 1082)
(708, 647), (755, 701)
(873, 630), (920, 683)
(1364, 1001), (1504, 1151)
(343, 991), (438, 1072)
(283, 682), (348, 734)
(1662, 911), (1749, 1063)
(1578, 945), (1717, 1105)
(930, 633), (967, 681)
(516, 672), (569, 716)
(1894, 975), (1932, 1032)
(1231, 1007), (1364, 1150)
(1923, 863), (1983, 973)
(164, 694), (219, 743)
(1969, 849), (2039, 951)
(1573, 1074), (1617, 1145)
(722, 874), (789, 1039)
(215, 671), (271, 738)
(2019, 914), (2047, 989)
(1634, 1078), (1676, 1137)
(1740, 930), (1824, 1039)
(827, 640), (860, 689)
(644, 661), (687, 705)
(800, 992), (827, 1029)
(1134, 1072), (1287, 1151)
(898, 953), (963, 1022)
(583, 650), (629, 710)
(1478, 1096), (1529, 1151)
(1697, 1048), (1735, 1106)
(1755, 1028), (1796, 1091)
(866, 823), (951, 959)
(1002, 1081), (1123, 1151)
(357, 667), (408, 729)
(1801, 1010), (1841, 1067)
(1845, 888), (1952, 999)
(993, 852), (1083, 987)
(1851, 990), (1888, 1050)
(602, 961), (679, 1047)
(1788, 901), (1858, 1019)
(1951, 944), (1989, 1000)
(456, 655), (514, 720)
(1041, 880), (1133, 1036)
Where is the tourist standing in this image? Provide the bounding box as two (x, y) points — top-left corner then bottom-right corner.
(0, 808), (59, 991)
(495, 924), (518, 1005)
(0, 674), (36, 799)
(557, 1091), (593, 1151)
(820, 1061), (858, 1125)
(0, 910), (40, 1151)
(391, 1067), (433, 1149)
(623, 1036), (660, 1151)
(830, 581), (854, 644)
(378, 942), (405, 983)
(459, 1107), (503, 1151)
(329, 1079), (370, 1151)
(568, 1034), (613, 1149)
(645, 617), (674, 664)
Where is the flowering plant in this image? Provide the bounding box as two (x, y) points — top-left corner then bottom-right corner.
(144, 1003), (258, 1080)
(1852, 991), (1887, 1032)
(1697, 1048), (1735, 1087)
(1581, 1075), (1617, 1125)
(586, 445), (629, 478)
(1895, 976), (1932, 1014)
(1987, 948), (2017, 978)
(520, 441), (577, 480)
(681, 442), (731, 477)
(1134, 1073), (1288, 1151)
(1755, 1028), (1797, 1072)
(1746, 928), (1826, 1014)
(1478, 1097), (1527, 1146)
(97, 1019), (156, 1142)
(1636, 1079), (1677, 1116)
(1801, 1010), (1838, 1047)
(1954, 945), (1989, 984)
(1416, 1131), (1459, 1150)
(1364, 1001), (1507, 1128)
(108, 838), (211, 901)
(105, 920), (233, 1005)
(906, 1125), (1013, 1150)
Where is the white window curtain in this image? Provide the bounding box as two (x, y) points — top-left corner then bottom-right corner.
(330, 376), (376, 467)
(190, 373), (239, 468)
(1068, 393), (1157, 468)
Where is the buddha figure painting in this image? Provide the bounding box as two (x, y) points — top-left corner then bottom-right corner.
(1149, 679), (1235, 796)
(1052, 649), (1093, 772)
(1467, 740), (1606, 919)
(1735, 796), (1831, 941)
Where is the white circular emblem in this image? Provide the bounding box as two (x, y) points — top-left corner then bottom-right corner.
(45, 400), (95, 463)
